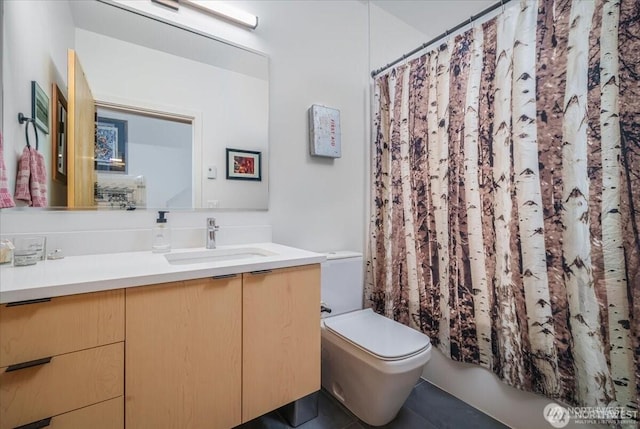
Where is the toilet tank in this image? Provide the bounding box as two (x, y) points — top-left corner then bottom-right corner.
(321, 251), (364, 317)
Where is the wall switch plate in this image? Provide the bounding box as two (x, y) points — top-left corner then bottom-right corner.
(207, 200), (219, 208)
(207, 166), (217, 179)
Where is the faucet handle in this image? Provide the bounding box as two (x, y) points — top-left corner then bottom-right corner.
(207, 218), (219, 231)
(320, 302), (332, 314)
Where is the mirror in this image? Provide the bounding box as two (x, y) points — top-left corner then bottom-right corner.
(2, 0), (269, 210)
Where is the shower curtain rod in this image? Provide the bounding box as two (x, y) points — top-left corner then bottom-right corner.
(370, 0), (513, 78)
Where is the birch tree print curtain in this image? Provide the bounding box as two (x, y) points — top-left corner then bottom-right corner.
(366, 0), (639, 412)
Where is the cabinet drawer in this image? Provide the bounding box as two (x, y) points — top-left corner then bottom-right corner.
(49, 397), (123, 429)
(0, 342), (124, 429)
(0, 289), (124, 367)
(13, 397), (124, 429)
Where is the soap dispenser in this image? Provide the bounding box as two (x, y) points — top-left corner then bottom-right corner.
(152, 211), (171, 253)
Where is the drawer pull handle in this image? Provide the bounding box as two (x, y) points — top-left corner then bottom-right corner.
(13, 417), (51, 429)
(212, 274), (237, 280)
(6, 357), (52, 373)
(6, 298), (52, 307)
(250, 269), (272, 275)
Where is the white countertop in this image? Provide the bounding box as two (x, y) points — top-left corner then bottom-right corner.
(0, 243), (326, 304)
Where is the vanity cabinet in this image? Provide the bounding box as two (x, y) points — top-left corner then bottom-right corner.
(242, 265), (321, 422)
(125, 264), (320, 428)
(125, 276), (243, 429)
(0, 290), (125, 429)
(0, 262), (320, 429)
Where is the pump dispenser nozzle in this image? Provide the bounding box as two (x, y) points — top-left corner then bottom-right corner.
(156, 210), (170, 223)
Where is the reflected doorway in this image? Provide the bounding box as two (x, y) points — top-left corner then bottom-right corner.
(95, 106), (193, 209)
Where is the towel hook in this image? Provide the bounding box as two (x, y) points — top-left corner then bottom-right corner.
(17, 112), (32, 124)
(17, 113), (38, 150)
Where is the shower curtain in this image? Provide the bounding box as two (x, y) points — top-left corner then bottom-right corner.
(366, 0), (639, 412)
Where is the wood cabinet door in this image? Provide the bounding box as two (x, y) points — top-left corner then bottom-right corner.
(125, 276), (242, 429)
(67, 49), (96, 208)
(242, 265), (321, 423)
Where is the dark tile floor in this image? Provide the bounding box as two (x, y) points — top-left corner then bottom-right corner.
(236, 379), (510, 429)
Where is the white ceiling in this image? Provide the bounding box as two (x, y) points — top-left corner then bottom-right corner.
(371, 0), (498, 37)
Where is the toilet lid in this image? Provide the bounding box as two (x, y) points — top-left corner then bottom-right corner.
(324, 308), (431, 360)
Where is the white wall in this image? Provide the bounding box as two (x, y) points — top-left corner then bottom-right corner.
(369, 4), (427, 73)
(2, 0), (74, 206)
(1, 2), (4, 134)
(240, 0), (369, 253)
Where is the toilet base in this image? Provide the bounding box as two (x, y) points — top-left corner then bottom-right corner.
(321, 324), (431, 426)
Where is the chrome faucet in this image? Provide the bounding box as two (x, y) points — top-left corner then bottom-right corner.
(206, 218), (220, 249)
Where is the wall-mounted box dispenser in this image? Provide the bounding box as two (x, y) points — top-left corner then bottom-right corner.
(308, 104), (341, 158)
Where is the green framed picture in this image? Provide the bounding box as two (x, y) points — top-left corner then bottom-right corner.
(31, 81), (49, 134)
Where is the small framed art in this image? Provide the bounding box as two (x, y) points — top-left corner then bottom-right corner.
(226, 148), (261, 181)
(95, 117), (128, 173)
(32, 81), (50, 134)
(51, 84), (68, 184)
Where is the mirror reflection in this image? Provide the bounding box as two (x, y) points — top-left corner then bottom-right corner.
(94, 106), (192, 210)
(51, 84), (68, 185)
(2, 0), (269, 210)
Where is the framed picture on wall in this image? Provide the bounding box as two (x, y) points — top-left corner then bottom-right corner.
(95, 117), (128, 173)
(226, 148), (261, 181)
(31, 81), (50, 134)
(51, 84), (68, 184)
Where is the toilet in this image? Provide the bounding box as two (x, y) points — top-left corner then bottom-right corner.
(320, 252), (432, 426)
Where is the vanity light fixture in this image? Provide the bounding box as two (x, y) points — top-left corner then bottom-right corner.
(180, 0), (258, 29)
(151, 0), (179, 11)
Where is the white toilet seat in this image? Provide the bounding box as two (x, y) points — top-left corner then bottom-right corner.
(323, 308), (431, 361)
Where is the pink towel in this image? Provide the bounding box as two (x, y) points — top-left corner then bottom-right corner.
(0, 133), (15, 208)
(14, 146), (47, 207)
(31, 148), (47, 207)
(14, 147), (31, 203)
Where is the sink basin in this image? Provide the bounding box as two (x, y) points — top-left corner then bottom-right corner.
(164, 247), (275, 265)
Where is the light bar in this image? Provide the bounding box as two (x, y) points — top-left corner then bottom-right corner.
(180, 0), (258, 29)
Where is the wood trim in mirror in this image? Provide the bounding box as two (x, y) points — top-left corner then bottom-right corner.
(67, 49), (97, 208)
(51, 84), (68, 185)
